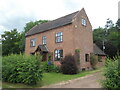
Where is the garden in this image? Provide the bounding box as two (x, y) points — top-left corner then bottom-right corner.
(1, 48), (120, 88)
(2, 53), (105, 88)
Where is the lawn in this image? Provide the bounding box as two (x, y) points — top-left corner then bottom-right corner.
(2, 67), (104, 88)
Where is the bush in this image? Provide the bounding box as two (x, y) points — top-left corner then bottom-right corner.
(90, 53), (98, 69)
(101, 56), (120, 88)
(2, 54), (42, 85)
(75, 49), (80, 65)
(61, 54), (78, 74)
(41, 61), (60, 73)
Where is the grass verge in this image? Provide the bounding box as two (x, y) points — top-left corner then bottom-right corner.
(2, 67), (104, 88)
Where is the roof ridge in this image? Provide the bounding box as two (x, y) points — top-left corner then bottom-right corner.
(36, 10), (79, 26)
(26, 10), (80, 36)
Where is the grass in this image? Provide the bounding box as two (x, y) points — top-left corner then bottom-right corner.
(2, 67), (104, 88)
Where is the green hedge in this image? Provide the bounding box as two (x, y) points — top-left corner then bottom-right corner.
(90, 53), (98, 69)
(2, 54), (42, 85)
(41, 61), (60, 73)
(101, 56), (120, 88)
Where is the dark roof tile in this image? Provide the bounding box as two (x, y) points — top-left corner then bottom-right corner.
(35, 45), (48, 53)
(26, 11), (79, 36)
(93, 44), (106, 55)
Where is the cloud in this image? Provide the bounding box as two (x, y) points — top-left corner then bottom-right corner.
(0, 0), (69, 34)
(0, 0), (119, 37)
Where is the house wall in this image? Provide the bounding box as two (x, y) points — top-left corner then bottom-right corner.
(97, 56), (106, 67)
(25, 24), (75, 65)
(25, 8), (94, 69)
(72, 8), (93, 69)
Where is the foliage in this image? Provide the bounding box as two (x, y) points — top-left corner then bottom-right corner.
(0, 44), (2, 81)
(24, 20), (49, 33)
(93, 19), (120, 58)
(1, 20), (49, 55)
(2, 54), (42, 85)
(19, 20), (49, 53)
(101, 56), (120, 88)
(75, 49), (80, 67)
(0, 44), (1, 57)
(48, 53), (53, 61)
(41, 61), (60, 73)
(61, 54), (78, 74)
(90, 53), (98, 69)
(1, 29), (22, 56)
(75, 49), (80, 53)
(98, 56), (102, 62)
(3, 67), (103, 88)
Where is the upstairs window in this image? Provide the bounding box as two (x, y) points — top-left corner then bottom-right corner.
(82, 18), (86, 26)
(56, 32), (63, 43)
(85, 54), (89, 62)
(55, 49), (63, 60)
(42, 36), (46, 45)
(30, 39), (36, 47)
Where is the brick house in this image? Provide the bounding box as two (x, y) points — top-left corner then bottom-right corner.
(25, 8), (105, 70)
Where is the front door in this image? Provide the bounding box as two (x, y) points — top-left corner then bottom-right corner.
(42, 52), (47, 61)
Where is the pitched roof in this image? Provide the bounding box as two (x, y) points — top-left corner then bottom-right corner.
(35, 45), (49, 53)
(26, 11), (79, 37)
(93, 44), (106, 55)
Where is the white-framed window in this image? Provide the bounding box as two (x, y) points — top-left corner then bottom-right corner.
(42, 36), (46, 45)
(56, 32), (63, 43)
(30, 38), (36, 47)
(82, 18), (86, 26)
(55, 49), (63, 60)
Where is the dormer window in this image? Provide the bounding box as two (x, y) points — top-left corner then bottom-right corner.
(30, 38), (36, 47)
(82, 18), (86, 26)
(42, 36), (46, 45)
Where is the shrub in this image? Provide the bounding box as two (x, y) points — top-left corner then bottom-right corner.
(61, 54), (78, 74)
(2, 54), (42, 85)
(90, 53), (98, 69)
(75, 49), (80, 65)
(41, 61), (60, 73)
(101, 56), (120, 88)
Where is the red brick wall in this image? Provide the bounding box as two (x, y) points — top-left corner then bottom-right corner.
(25, 8), (94, 69)
(25, 24), (75, 60)
(72, 8), (93, 69)
(97, 56), (106, 67)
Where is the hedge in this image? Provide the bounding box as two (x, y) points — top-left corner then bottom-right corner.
(2, 54), (42, 85)
(101, 56), (120, 88)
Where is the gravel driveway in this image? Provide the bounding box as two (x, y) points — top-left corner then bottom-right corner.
(42, 71), (104, 88)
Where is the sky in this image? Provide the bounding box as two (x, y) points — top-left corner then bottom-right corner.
(0, 0), (119, 36)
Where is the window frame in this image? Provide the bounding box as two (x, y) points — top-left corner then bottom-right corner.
(85, 54), (89, 62)
(30, 38), (36, 47)
(82, 18), (86, 26)
(55, 49), (63, 61)
(55, 32), (63, 43)
(42, 36), (47, 45)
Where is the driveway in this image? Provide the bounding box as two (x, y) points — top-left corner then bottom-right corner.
(42, 71), (104, 88)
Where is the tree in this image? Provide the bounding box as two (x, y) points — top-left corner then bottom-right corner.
(19, 20), (49, 52)
(24, 20), (49, 33)
(93, 19), (120, 58)
(2, 29), (21, 56)
(0, 44), (2, 56)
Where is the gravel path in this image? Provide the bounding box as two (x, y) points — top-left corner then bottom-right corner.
(42, 71), (104, 88)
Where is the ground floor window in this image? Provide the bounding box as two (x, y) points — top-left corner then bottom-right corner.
(85, 54), (89, 62)
(55, 49), (63, 60)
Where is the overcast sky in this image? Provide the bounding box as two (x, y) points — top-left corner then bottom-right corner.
(0, 0), (119, 35)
